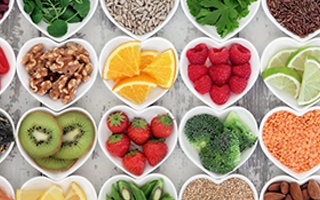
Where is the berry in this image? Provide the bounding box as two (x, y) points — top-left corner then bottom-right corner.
(194, 75), (212, 94)
(208, 64), (232, 86)
(143, 140), (168, 166)
(127, 118), (151, 145)
(232, 62), (251, 80)
(186, 43), (208, 64)
(122, 150), (146, 176)
(229, 76), (247, 94)
(229, 43), (251, 65)
(106, 133), (130, 157)
(188, 64), (208, 83)
(210, 85), (230, 105)
(106, 111), (129, 133)
(151, 114), (173, 138)
(208, 47), (229, 65)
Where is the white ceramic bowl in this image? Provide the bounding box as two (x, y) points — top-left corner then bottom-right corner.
(0, 0), (14, 25)
(180, 37), (260, 110)
(0, 176), (15, 200)
(179, 106), (258, 179)
(180, 0), (260, 43)
(260, 37), (320, 112)
(259, 106), (320, 180)
(20, 175), (97, 199)
(99, 36), (179, 110)
(0, 37), (16, 96)
(16, 37), (98, 112)
(15, 107), (97, 181)
(98, 105), (178, 179)
(98, 173), (177, 200)
(100, 0), (179, 40)
(0, 108), (15, 165)
(16, 0), (98, 42)
(179, 174), (258, 200)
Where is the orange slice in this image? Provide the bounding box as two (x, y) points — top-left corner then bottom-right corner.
(142, 48), (176, 89)
(113, 74), (157, 104)
(38, 185), (64, 200)
(64, 182), (86, 200)
(16, 189), (43, 200)
(102, 40), (141, 81)
(140, 50), (158, 70)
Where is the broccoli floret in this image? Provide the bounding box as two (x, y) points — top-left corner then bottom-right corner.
(199, 128), (240, 174)
(184, 114), (224, 150)
(224, 111), (257, 152)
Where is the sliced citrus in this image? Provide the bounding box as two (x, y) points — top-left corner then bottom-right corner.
(64, 182), (86, 200)
(142, 48), (176, 89)
(38, 185), (64, 200)
(266, 48), (297, 68)
(140, 50), (158, 70)
(287, 46), (320, 71)
(113, 74), (157, 104)
(102, 40), (141, 81)
(16, 189), (43, 200)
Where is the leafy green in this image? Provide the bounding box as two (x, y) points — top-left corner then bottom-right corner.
(31, 7), (42, 24)
(47, 19), (68, 37)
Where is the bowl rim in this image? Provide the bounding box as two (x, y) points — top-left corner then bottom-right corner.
(0, 175), (15, 200)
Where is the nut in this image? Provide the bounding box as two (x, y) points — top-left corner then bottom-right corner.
(285, 194), (293, 200)
(264, 192), (286, 200)
(281, 181), (290, 195)
(268, 182), (281, 192)
(302, 189), (310, 200)
(290, 182), (303, 200)
(308, 179), (320, 199)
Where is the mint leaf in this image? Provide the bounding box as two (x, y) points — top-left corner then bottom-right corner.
(187, 0), (202, 16)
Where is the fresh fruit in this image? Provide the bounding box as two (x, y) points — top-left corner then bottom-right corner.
(208, 47), (229, 65)
(186, 43), (208, 64)
(229, 44), (251, 65)
(106, 133), (130, 157)
(0, 188), (12, 200)
(16, 189), (43, 200)
(142, 48), (176, 89)
(287, 46), (320, 71)
(0, 47), (9, 75)
(64, 181), (87, 200)
(38, 184), (64, 200)
(151, 114), (173, 138)
(194, 75), (212, 94)
(127, 118), (151, 145)
(187, 64), (208, 83)
(232, 63), (251, 79)
(208, 64), (232, 86)
(102, 40), (140, 81)
(140, 50), (158, 70)
(33, 156), (77, 171)
(122, 150), (146, 175)
(229, 76), (247, 94)
(266, 48), (296, 69)
(112, 74), (157, 104)
(210, 85), (230, 105)
(143, 139), (168, 166)
(106, 111), (129, 133)
(18, 111), (62, 158)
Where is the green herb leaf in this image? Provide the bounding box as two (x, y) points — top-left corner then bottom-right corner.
(24, 1), (35, 14)
(60, 6), (82, 23)
(59, 0), (70, 7)
(47, 19), (68, 37)
(187, 0), (202, 16)
(73, 0), (90, 18)
(34, 0), (42, 9)
(31, 7), (43, 24)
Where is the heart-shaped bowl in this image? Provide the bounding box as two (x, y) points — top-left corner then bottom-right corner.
(0, 176), (15, 200)
(99, 36), (179, 110)
(0, 108), (15, 165)
(98, 105), (178, 179)
(180, 0), (260, 43)
(179, 106), (258, 179)
(19, 175), (97, 199)
(260, 37), (320, 112)
(100, 0), (179, 40)
(179, 174), (258, 200)
(16, 37), (98, 112)
(0, 0), (14, 26)
(180, 37), (260, 110)
(98, 173), (177, 200)
(15, 107), (97, 181)
(0, 37), (16, 96)
(16, 0), (98, 42)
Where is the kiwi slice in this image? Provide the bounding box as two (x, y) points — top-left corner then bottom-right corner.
(52, 111), (95, 159)
(18, 111), (62, 158)
(33, 156), (77, 171)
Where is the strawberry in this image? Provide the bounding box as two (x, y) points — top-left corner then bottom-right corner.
(127, 118), (151, 145)
(151, 113), (173, 138)
(208, 64), (232, 86)
(143, 139), (168, 166)
(232, 62), (251, 80)
(106, 111), (129, 133)
(229, 43), (251, 65)
(186, 43), (208, 64)
(229, 76), (247, 94)
(194, 75), (212, 95)
(106, 133), (130, 157)
(208, 47), (229, 65)
(122, 150), (146, 175)
(188, 64), (208, 83)
(210, 85), (230, 105)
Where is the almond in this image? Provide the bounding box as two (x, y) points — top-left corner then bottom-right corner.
(268, 182), (281, 192)
(285, 194), (293, 200)
(308, 179), (320, 199)
(281, 181), (289, 194)
(301, 183), (308, 190)
(264, 192), (286, 200)
(290, 182), (303, 200)
(302, 189), (310, 200)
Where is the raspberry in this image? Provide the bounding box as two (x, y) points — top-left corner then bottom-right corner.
(194, 75), (212, 95)
(229, 76), (247, 94)
(188, 64), (208, 83)
(208, 47), (229, 65)
(232, 62), (251, 80)
(208, 64), (232, 86)
(229, 44), (251, 65)
(186, 43), (208, 64)
(210, 85), (230, 105)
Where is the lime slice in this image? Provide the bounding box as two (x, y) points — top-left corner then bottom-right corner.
(298, 57), (320, 106)
(287, 46), (320, 71)
(266, 49), (297, 69)
(262, 67), (302, 98)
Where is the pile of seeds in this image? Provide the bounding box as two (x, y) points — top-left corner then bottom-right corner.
(181, 178), (255, 200)
(267, 0), (320, 38)
(105, 0), (175, 35)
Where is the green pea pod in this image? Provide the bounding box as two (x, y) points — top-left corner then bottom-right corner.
(129, 181), (147, 200)
(160, 193), (175, 200)
(140, 180), (158, 198)
(106, 194), (113, 200)
(117, 180), (133, 200)
(111, 183), (122, 200)
(149, 179), (164, 200)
